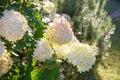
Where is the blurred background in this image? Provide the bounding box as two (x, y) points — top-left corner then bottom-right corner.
(52, 0), (120, 79)
(0, 0), (120, 80)
(97, 0), (120, 80)
(51, 0), (120, 79)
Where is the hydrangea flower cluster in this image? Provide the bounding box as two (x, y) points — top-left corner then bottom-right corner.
(33, 14), (98, 72)
(44, 16), (73, 44)
(0, 53), (12, 77)
(0, 9), (28, 42)
(65, 38), (97, 72)
(33, 39), (54, 62)
(0, 42), (7, 58)
(0, 41), (12, 77)
(52, 37), (97, 72)
(42, 1), (55, 13)
(0, 9), (28, 77)
(51, 37), (79, 59)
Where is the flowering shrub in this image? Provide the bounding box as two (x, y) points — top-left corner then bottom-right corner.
(0, 0), (115, 80)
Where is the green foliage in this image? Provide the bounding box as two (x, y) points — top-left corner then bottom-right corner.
(31, 66), (60, 80)
(41, 67), (60, 80)
(51, 0), (81, 17)
(0, 0), (48, 80)
(57, 0), (115, 60)
(31, 68), (43, 80)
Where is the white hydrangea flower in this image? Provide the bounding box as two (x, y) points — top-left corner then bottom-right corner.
(42, 16), (51, 23)
(45, 17), (74, 45)
(0, 9), (28, 42)
(42, 1), (55, 13)
(52, 36), (77, 59)
(0, 53), (12, 77)
(65, 39), (97, 73)
(52, 43), (69, 59)
(0, 41), (7, 58)
(33, 39), (54, 62)
(53, 36), (97, 73)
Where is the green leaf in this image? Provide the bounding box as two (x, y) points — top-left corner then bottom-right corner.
(44, 59), (56, 66)
(20, 0), (24, 3)
(34, 26), (45, 40)
(14, 39), (25, 51)
(31, 68), (43, 80)
(8, 3), (21, 11)
(32, 59), (37, 66)
(12, 75), (19, 80)
(24, 64), (34, 80)
(41, 66), (60, 80)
